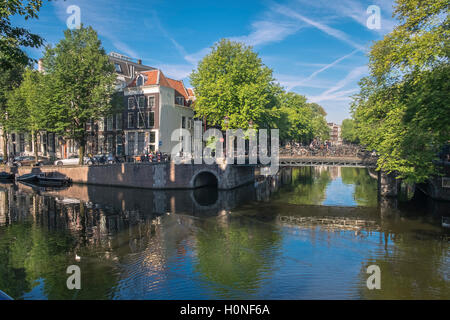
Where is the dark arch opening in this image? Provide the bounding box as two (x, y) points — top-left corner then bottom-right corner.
(193, 171), (218, 188)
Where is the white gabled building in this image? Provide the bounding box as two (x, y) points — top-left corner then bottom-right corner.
(123, 69), (195, 155)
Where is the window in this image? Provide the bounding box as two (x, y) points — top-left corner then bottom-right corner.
(176, 96), (185, 105)
(148, 111), (155, 128)
(148, 96), (155, 108)
(128, 97), (135, 110)
(137, 112), (145, 128)
(149, 131), (156, 152)
(137, 132), (145, 154)
(116, 135), (123, 155)
(150, 132), (156, 143)
(114, 63), (122, 73)
(106, 115), (113, 131)
(116, 113), (122, 130)
(188, 117), (193, 129)
(86, 120), (92, 132)
(138, 96), (145, 108)
(136, 75), (144, 86)
(19, 133), (25, 152)
(106, 135), (113, 153)
(128, 113), (135, 128)
(127, 133), (135, 155)
(181, 116), (186, 129)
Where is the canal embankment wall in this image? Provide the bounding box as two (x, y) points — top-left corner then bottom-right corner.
(2, 162), (255, 190)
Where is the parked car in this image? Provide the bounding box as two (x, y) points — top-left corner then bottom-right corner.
(13, 155), (45, 167)
(54, 155), (90, 166)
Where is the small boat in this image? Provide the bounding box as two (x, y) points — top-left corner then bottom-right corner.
(0, 171), (14, 180)
(0, 289), (13, 300)
(442, 217), (450, 228)
(37, 172), (71, 186)
(16, 173), (38, 182)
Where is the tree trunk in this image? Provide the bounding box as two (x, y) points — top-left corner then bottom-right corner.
(78, 140), (85, 165)
(33, 130), (39, 165)
(2, 130), (7, 160)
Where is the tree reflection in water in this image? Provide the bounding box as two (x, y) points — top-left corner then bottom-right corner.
(0, 167), (448, 300)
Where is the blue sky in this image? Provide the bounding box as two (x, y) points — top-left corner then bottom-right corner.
(12, 0), (397, 124)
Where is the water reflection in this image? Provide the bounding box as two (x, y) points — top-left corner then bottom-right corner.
(0, 167), (448, 299)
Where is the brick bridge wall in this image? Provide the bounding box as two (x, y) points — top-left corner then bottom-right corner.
(7, 163), (255, 190)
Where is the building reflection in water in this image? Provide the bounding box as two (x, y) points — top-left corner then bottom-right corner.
(0, 166), (448, 299)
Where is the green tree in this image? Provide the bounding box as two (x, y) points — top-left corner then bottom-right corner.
(351, 0), (449, 182)
(0, 0), (49, 69)
(190, 39), (280, 130)
(42, 26), (116, 163)
(0, 52), (25, 156)
(341, 118), (359, 144)
(6, 68), (51, 161)
(276, 92), (329, 143)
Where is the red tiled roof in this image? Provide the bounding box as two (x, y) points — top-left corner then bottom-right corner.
(127, 70), (159, 87)
(127, 70), (193, 103)
(158, 70), (171, 88)
(166, 78), (189, 100)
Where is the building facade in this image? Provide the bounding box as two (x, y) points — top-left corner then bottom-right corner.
(327, 122), (342, 146)
(123, 69), (195, 155)
(0, 52), (194, 159)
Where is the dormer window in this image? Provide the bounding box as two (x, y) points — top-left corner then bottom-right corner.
(136, 75), (144, 86)
(176, 96), (185, 105)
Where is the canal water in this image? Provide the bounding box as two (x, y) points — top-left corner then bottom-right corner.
(0, 166), (448, 299)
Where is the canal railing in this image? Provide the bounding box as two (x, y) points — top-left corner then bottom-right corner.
(279, 156), (377, 168)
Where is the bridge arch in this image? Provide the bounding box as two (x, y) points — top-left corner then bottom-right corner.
(191, 170), (219, 188)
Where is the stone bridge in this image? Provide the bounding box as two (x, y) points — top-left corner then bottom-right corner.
(8, 162), (256, 190)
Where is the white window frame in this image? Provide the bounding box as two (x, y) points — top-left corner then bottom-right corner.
(127, 113), (135, 128)
(106, 115), (113, 131)
(148, 96), (155, 108)
(148, 111), (155, 128)
(128, 97), (135, 110)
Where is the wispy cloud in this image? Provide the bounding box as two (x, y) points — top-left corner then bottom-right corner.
(308, 65), (367, 103)
(276, 73), (331, 91)
(294, 0), (396, 33)
(230, 20), (303, 47)
(154, 64), (195, 80)
(274, 4), (367, 51)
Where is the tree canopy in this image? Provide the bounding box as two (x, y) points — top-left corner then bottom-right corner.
(190, 38), (329, 143)
(351, 0), (449, 182)
(276, 91), (329, 143)
(190, 39), (280, 130)
(41, 25), (117, 162)
(0, 0), (49, 69)
(341, 119), (359, 144)
(6, 68), (51, 159)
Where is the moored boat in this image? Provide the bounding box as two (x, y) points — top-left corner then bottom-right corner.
(16, 173), (38, 182)
(0, 171), (14, 180)
(37, 172), (71, 186)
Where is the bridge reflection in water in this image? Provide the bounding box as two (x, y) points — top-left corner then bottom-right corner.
(0, 166), (448, 300)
